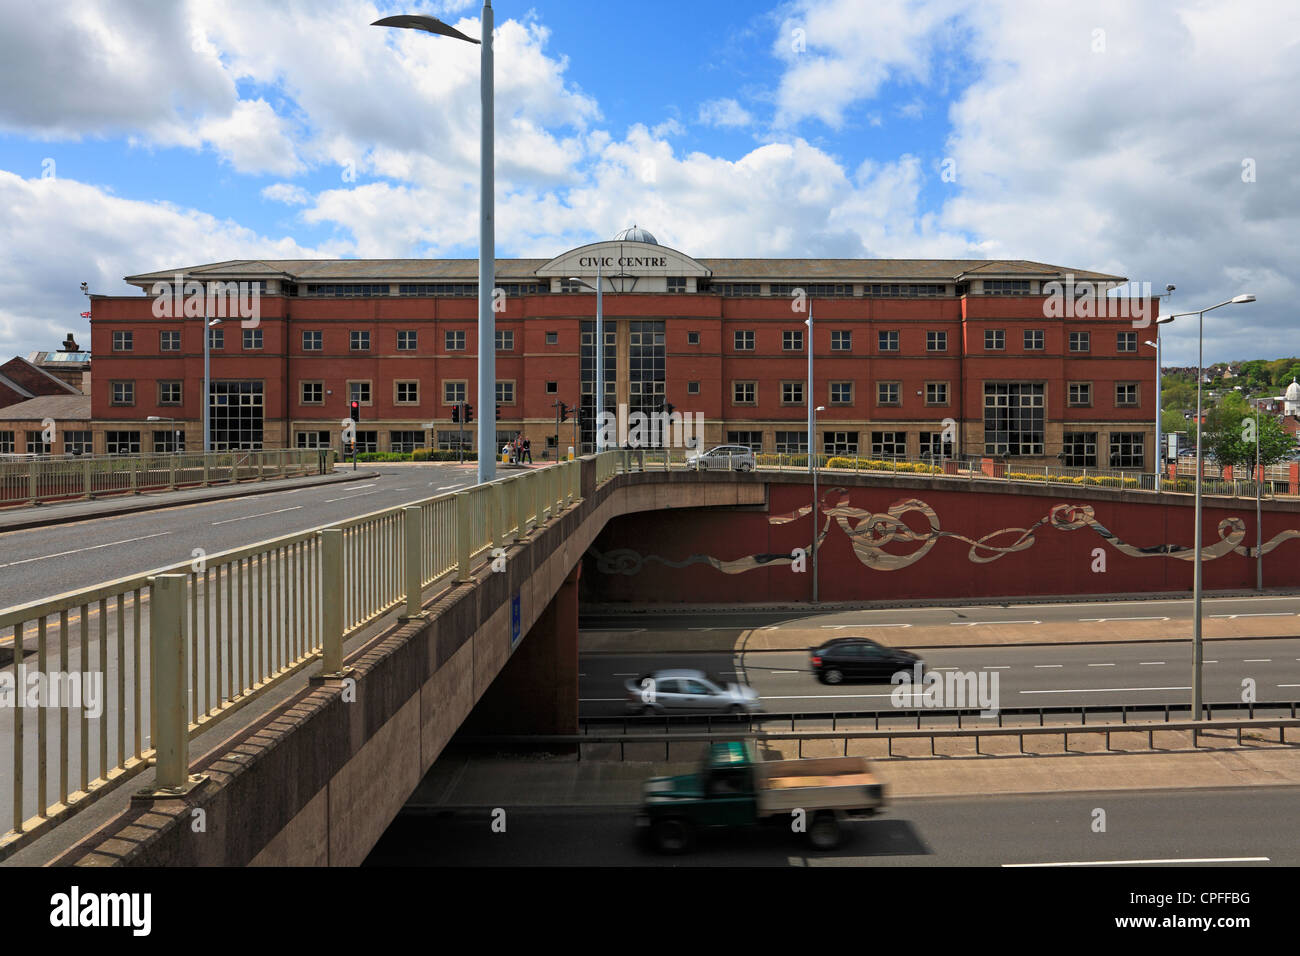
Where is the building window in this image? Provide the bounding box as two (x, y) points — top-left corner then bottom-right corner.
(301, 381), (324, 405)
(831, 330), (852, 351)
(545, 331), (558, 345)
(718, 283), (761, 296)
(734, 330), (755, 351)
(878, 330), (899, 352)
(208, 327), (224, 349)
(302, 330), (322, 351)
(397, 330), (418, 351)
(732, 381), (756, 405)
(0, 431), (13, 454)
(150, 430), (183, 453)
(159, 381), (183, 406)
(1116, 383), (1139, 406)
(830, 382), (853, 405)
(105, 431), (141, 455)
(445, 330), (466, 351)
(243, 328), (263, 350)
(390, 431), (425, 454)
(686, 331), (700, 345)
(111, 381), (135, 406)
(65, 431), (94, 455)
(207, 380), (264, 450)
(26, 431), (50, 455)
(775, 431), (807, 453)
(1062, 432), (1098, 467)
(783, 330), (804, 351)
(667, 277), (687, 293)
(1067, 382), (1092, 406)
(919, 432), (954, 460)
(305, 283), (389, 297)
(295, 431), (331, 449)
(112, 331), (133, 351)
(1117, 331), (1138, 352)
(876, 382), (901, 406)
(1024, 329), (1045, 350)
(925, 382), (949, 406)
(496, 381), (515, 404)
(495, 330), (513, 351)
(350, 330), (370, 351)
(1109, 432), (1145, 469)
(871, 431), (906, 457)
(349, 381), (372, 405)
(159, 330), (181, 351)
(984, 329), (1005, 350)
(1069, 331), (1090, 352)
(983, 279), (1031, 295)
(984, 382), (1045, 455)
(687, 381), (700, 395)
(926, 331), (947, 352)
(864, 283), (945, 297)
(726, 431), (762, 452)
(444, 381), (467, 405)
(395, 381), (419, 404)
(824, 431), (859, 455)
(545, 381), (558, 394)
(353, 431), (378, 454)
(781, 382), (804, 405)
(437, 430), (471, 451)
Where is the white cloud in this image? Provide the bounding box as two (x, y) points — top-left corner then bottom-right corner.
(698, 98), (755, 128)
(262, 183), (312, 205)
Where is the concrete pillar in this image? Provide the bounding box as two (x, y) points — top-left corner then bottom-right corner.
(462, 561), (580, 735)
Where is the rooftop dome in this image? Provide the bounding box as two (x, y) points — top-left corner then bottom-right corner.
(1286, 378), (1300, 401)
(614, 224), (658, 245)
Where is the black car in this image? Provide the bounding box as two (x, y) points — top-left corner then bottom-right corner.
(809, 637), (924, 685)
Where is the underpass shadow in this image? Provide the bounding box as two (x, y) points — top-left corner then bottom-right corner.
(634, 816), (931, 863)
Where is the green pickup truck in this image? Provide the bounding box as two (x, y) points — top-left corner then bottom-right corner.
(636, 740), (887, 853)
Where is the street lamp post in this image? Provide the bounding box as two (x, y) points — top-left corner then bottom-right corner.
(374, 4), (495, 485)
(1159, 294), (1256, 719)
(202, 311), (223, 453)
(1255, 402), (1263, 591)
(806, 307), (815, 475)
(812, 404), (825, 603)
(568, 265), (604, 452)
(1144, 337), (1162, 491)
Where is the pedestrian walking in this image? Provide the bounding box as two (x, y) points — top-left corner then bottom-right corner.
(522, 437), (532, 463)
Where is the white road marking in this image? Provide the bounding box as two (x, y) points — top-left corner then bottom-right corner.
(0, 531), (172, 568)
(1079, 616), (1169, 623)
(1211, 612), (1294, 618)
(1020, 685), (1192, 695)
(984, 666), (1011, 670)
(323, 491), (379, 502)
(212, 506), (302, 525)
(772, 670), (800, 675)
(612, 672), (639, 676)
(1139, 661), (1166, 666)
(336, 483), (375, 491)
(949, 620), (1040, 626)
(1034, 664), (1063, 669)
(1087, 663), (1116, 667)
(1278, 683), (1300, 688)
(435, 484), (459, 490)
(1003, 857), (1268, 868)
(1243, 659), (1272, 663)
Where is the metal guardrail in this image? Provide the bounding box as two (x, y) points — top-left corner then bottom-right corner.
(576, 700), (1300, 735)
(0, 457), (584, 857)
(0, 448), (326, 507)
(463, 716), (1300, 761)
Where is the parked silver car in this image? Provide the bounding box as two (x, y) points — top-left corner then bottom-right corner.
(624, 668), (763, 715)
(686, 444), (756, 472)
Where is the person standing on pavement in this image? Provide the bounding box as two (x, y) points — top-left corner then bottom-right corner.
(522, 436), (532, 464)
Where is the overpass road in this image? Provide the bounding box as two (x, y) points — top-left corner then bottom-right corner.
(366, 786), (1300, 866)
(0, 462), (481, 612)
(576, 638), (1300, 715)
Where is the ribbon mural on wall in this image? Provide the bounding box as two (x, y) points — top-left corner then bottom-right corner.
(590, 487), (1300, 576)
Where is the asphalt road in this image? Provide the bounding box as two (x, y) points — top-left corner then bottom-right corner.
(577, 639), (1300, 716)
(365, 786), (1300, 866)
(0, 462), (482, 609)
(581, 595), (1300, 632)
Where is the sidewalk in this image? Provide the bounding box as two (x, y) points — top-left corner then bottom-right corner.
(412, 745), (1300, 810)
(0, 469), (379, 533)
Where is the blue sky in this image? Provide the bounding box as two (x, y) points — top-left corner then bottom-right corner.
(0, 0), (1295, 367)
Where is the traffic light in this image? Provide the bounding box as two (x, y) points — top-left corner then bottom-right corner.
(464, 404), (473, 422)
(349, 399), (360, 421)
(559, 402), (569, 423)
(451, 404), (460, 423)
(495, 404), (502, 421)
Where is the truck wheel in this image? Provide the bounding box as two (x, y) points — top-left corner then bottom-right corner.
(823, 668), (844, 685)
(651, 818), (694, 854)
(808, 811), (843, 850)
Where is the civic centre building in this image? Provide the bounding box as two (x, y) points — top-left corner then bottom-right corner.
(65, 226), (1159, 468)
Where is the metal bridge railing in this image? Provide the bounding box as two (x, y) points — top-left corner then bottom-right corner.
(0, 457), (583, 858)
(0, 448), (325, 507)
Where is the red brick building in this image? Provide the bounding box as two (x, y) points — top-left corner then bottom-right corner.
(74, 229), (1160, 468)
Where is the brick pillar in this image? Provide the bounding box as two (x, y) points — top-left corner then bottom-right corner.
(1290, 462), (1298, 496)
(462, 561), (580, 735)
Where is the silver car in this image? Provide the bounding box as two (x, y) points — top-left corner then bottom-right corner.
(624, 668), (763, 715)
(686, 444), (756, 472)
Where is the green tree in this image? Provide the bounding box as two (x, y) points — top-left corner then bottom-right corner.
(1203, 392), (1296, 469)
(1161, 381), (1195, 411)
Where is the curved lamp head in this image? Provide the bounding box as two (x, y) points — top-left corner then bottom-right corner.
(1231, 294), (1256, 303)
(372, 15), (480, 44)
